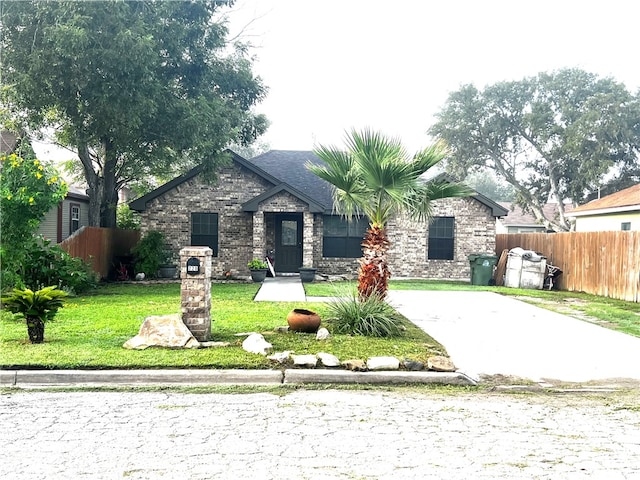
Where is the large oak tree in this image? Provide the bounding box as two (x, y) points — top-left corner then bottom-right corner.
(430, 69), (640, 231)
(1, 0), (267, 227)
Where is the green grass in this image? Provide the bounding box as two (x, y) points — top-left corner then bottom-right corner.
(0, 283), (445, 369)
(305, 280), (640, 337)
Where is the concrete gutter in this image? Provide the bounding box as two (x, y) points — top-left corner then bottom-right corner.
(0, 369), (477, 388)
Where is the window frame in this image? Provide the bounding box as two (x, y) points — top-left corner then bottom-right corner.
(322, 215), (368, 258)
(427, 216), (455, 260)
(70, 203), (81, 235)
(621, 222), (631, 231)
(190, 212), (219, 257)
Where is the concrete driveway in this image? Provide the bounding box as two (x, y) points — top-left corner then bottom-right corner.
(387, 290), (640, 385)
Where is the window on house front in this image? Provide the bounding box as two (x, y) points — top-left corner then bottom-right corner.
(621, 222), (631, 231)
(322, 215), (368, 258)
(428, 216), (455, 260)
(70, 204), (80, 234)
(191, 213), (218, 256)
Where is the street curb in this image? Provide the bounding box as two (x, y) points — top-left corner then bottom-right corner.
(1, 369), (284, 387)
(1, 369), (478, 387)
(283, 369), (478, 386)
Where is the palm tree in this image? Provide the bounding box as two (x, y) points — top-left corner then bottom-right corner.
(309, 129), (472, 299)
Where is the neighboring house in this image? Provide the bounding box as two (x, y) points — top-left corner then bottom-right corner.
(37, 185), (90, 242)
(1, 130), (90, 243)
(129, 150), (507, 280)
(568, 183), (640, 232)
(496, 202), (572, 233)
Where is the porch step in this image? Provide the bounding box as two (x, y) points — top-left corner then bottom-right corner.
(253, 276), (306, 302)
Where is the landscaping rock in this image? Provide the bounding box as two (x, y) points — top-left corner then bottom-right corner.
(316, 327), (330, 340)
(342, 359), (367, 371)
(292, 354), (318, 368)
(427, 356), (457, 372)
(268, 351), (293, 364)
(274, 326), (290, 333)
(403, 359), (425, 371)
(367, 356), (400, 371)
(242, 333), (273, 356)
(317, 352), (340, 367)
(123, 314), (200, 350)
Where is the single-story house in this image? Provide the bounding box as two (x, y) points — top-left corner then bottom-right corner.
(36, 185), (90, 242)
(568, 183), (640, 232)
(129, 150), (507, 280)
(496, 202), (572, 233)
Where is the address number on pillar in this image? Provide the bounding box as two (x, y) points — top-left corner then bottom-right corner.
(186, 257), (201, 275)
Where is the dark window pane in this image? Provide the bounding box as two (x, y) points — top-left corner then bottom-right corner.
(322, 215), (367, 258)
(191, 213), (218, 256)
(428, 217), (455, 260)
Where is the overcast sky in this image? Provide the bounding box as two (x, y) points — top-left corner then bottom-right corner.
(33, 0), (640, 161)
(226, 0), (640, 154)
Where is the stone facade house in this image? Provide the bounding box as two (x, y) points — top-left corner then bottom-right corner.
(129, 150), (507, 280)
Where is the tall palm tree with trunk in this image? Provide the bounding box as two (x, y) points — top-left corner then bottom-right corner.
(309, 129), (472, 299)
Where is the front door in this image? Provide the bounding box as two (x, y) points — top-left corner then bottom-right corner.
(275, 213), (303, 273)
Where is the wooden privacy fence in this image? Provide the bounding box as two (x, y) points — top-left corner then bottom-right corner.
(59, 227), (141, 280)
(496, 232), (640, 302)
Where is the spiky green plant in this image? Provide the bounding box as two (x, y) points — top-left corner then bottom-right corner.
(1, 286), (68, 343)
(324, 291), (404, 337)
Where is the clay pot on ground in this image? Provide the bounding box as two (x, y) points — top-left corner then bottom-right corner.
(287, 308), (321, 333)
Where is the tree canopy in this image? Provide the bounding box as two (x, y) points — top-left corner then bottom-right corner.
(429, 68), (640, 231)
(1, 0), (267, 227)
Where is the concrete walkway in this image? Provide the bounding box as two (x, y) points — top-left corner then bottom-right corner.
(253, 276), (306, 302)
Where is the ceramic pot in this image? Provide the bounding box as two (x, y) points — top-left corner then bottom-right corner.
(250, 269), (268, 282)
(287, 308), (321, 333)
(298, 267), (317, 283)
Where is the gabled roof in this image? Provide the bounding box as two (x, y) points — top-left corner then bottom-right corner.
(498, 202), (572, 226)
(246, 150), (334, 210)
(129, 149), (508, 217)
(569, 184), (640, 216)
(129, 150), (284, 212)
(242, 184), (325, 213)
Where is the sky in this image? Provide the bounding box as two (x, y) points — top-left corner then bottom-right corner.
(33, 0), (640, 161)
(224, 0), (640, 154)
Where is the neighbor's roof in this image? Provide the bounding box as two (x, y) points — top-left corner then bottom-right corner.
(569, 184), (640, 216)
(498, 202), (572, 226)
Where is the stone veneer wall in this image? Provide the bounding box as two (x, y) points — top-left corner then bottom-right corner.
(387, 197), (496, 280)
(140, 163), (274, 278)
(312, 197), (496, 280)
(140, 162), (496, 280)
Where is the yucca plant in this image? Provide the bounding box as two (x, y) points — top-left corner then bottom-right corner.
(324, 291), (405, 337)
(1, 286), (68, 343)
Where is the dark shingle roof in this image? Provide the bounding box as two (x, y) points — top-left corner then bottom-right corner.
(246, 150), (334, 210)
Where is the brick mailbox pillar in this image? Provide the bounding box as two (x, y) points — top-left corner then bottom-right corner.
(180, 246), (212, 341)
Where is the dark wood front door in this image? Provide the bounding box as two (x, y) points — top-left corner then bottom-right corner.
(275, 213), (303, 273)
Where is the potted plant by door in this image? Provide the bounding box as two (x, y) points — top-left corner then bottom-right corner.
(298, 267), (317, 283)
(248, 258), (268, 282)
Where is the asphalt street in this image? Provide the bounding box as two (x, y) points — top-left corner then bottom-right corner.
(2, 388), (639, 480)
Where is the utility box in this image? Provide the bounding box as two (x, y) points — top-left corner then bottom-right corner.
(468, 254), (498, 286)
(504, 248), (546, 290)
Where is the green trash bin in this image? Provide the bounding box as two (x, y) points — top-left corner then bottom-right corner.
(468, 254), (498, 286)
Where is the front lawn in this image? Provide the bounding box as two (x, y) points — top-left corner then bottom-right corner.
(306, 280), (640, 338)
(0, 283), (446, 369)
